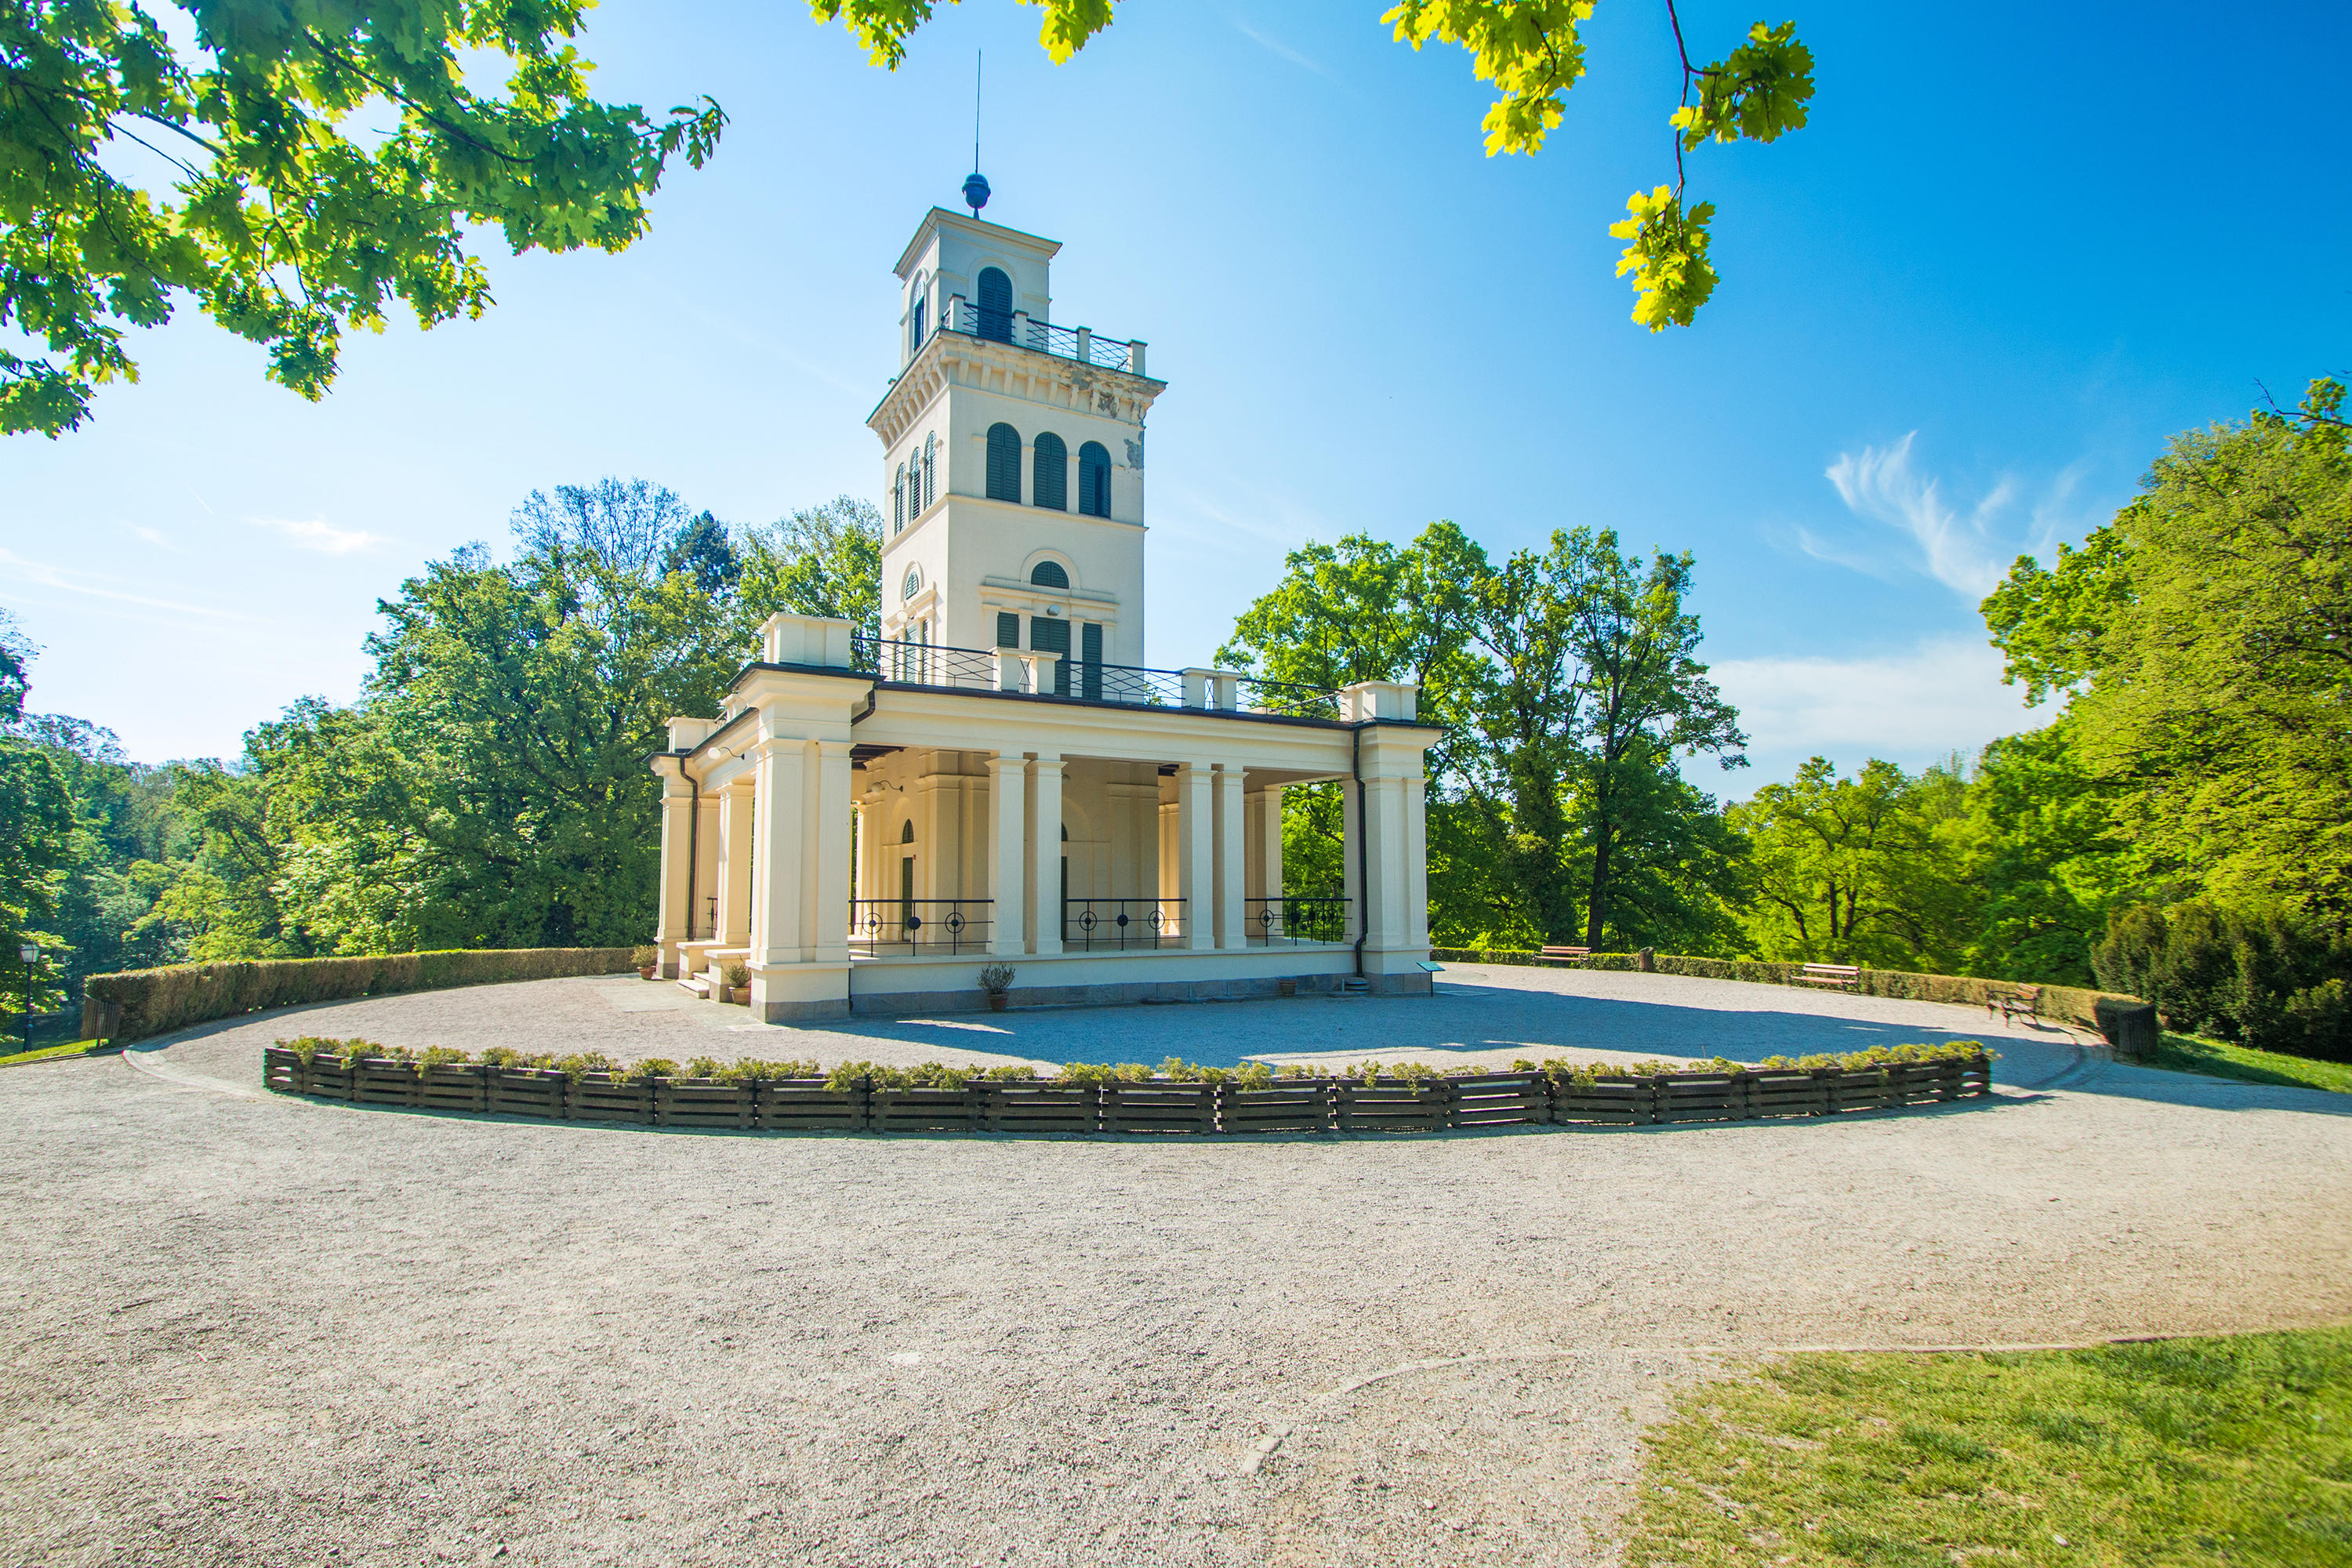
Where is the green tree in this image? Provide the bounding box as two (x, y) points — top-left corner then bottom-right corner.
(0, 615), (80, 1011)
(740, 495), (884, 637)
(815, 1), (1813, 329)
(1954, 720), (2132, 985)
(1730, 757), (1974, 970)
(4, 0), (724, 435)
(1984, 378), (2352, 920)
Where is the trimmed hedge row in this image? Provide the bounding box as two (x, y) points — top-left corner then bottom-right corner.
(1432, 948), (2137, 1034)
(82, 948), (639, 1043)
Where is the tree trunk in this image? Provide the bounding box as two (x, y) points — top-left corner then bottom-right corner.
(1584, 828), (1613, 950)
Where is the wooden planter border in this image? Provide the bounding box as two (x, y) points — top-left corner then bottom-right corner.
(260, 1051), (1994, 1137)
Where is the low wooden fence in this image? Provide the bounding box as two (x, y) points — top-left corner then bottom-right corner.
(263, 1049), (1992, 1134)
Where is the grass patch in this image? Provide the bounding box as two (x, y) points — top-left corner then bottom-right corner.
(2140, 1032), (2352, 1095)
(1628, 1327), (2352, 1566)
(0, 1039), (110, 1069)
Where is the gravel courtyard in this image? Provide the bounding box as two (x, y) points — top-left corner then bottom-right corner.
(5, 965), (2348, 1566)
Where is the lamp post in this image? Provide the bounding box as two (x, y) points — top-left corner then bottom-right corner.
(16, 944), (37, 1054)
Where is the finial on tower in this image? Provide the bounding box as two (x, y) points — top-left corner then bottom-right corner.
(964, 49), (989, 216)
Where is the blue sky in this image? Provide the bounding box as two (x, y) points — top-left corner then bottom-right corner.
(3, 0), (2347, 786)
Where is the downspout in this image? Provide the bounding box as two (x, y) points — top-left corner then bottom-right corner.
(1351, 720), (1368, 980)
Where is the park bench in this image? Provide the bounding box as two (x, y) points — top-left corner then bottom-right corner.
(1989, 982), (2042, 1025)
(1798, 963), (1861, 990)
(1537, 946), (1592, 965)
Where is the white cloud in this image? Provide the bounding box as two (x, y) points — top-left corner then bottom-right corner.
(1711, 634), (2053, 783)
(251, 515), (385, 555)
(1823, 434), (2019, 598)
(0, 546), (254, 623)
(1234, 19), (1330, 74)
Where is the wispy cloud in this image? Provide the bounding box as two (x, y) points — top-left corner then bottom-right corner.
(0, 547), (256, 622)
(251, 515), (385, 555)
(129, 524), (179, 550)
(1711, 634), (2051, 782)
(1234, 18), (1330, 75)
(1822, 434), (2015, 598)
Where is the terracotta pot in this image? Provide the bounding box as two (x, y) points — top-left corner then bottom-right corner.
(988, 993), (1009, 1011)
(640, 967), (657, 981)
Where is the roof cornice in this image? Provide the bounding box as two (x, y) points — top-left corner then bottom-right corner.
(894, 208), (1062, 279)
(867, 331), (1167, 448)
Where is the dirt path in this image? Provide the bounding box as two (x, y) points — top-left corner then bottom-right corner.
(3, 968), (2345, 1566)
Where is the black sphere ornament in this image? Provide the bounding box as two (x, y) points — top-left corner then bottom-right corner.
(962, 171), (991, 215)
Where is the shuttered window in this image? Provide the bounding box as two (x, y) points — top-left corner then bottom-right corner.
(1029, 560), (1069, 589)
(923, 434), (935, 508)
(1032, 431), (1067, 510)
(892, 465), (904, 531)
(977, 267), (1012, 342)
(1078, 442), (1111, 517)
(1081, 622), (1103, 700)
(1029, 615), (1072, 696)
(985, 423), (1022, 502)
(996, 612), (1019, 648)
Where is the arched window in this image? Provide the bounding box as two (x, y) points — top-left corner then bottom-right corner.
(977, 267), (1012, 342)
(910, 293), (927, 352)
(1032, 432), (1067, 510)
(893, 464), (905, 532)
(901, 819), (915, 844)
(923, 433), (935, 509)
(1078, 441), (1112, 517)
(986, 423), (1022, 503)
(1029, 560), (1069, 590)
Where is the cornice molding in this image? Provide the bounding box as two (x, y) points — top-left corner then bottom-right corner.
(868, 332), (1166, 448)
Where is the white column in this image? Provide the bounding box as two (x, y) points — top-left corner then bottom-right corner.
(1362, 774), (1409, 955)
(989, 755), (1026, 957)
(1174, 763), (1214, 950)
(1029, 755), (1064, 955)
(753, 740), (805, 966)
(716, 779), (755, 946)
(1260, 784), (1286, 905)
(1405, 774), (1428, 947)
(1213, 766), (1246, 949)
(655, 771), (694, 977)
(809, 741), (853, 963)
(692, 791), (721, 953)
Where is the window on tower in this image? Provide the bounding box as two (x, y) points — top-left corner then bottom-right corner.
(910, 294), (927, 353)
(1029, 560), (1069, 590)
(1032, 432), (1067, 510)
(977, 267), (1013, 343)
(893, 464), (906, 532)
(923, 434), (935, 508)
(986, 423), (1022, 503)
(1078, 442), (1112, 517)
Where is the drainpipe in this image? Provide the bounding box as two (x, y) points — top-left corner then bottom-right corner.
(1351, 721), (1367, 981)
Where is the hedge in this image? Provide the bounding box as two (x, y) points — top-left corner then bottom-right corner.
(1429, 948), (2140, 1034)
(81, 947), (639, 1043)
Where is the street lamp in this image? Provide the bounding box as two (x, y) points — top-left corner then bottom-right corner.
(17, 944), (37, 1054)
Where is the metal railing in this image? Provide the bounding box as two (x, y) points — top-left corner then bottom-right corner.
(942, 296), (1145, 373)
(1065, 898), (1188, 951)
(850, 634), (1341, 719)
(849, 898), (993, 955)
(1247, 897), (1351, 946)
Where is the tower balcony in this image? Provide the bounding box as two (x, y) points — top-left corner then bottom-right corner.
(850, 633), (1352, 720)
(936, 296), (1149, 378)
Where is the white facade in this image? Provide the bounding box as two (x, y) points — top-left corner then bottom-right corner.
(652, 207), (1437, 1021)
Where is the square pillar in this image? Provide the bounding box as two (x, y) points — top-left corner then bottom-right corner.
(1028, 755), (1064, 954)
(1259, 784), (1286, 904)
(809, 741), (853, 964)
(692, 791), (722, 946)
(989, 755), (1026, 957)
(1174, 763), (1214, 950)
(715, 779), (755, 947)
(1406, 774), (1428, 947)
(1213, 766), (1246, 949)
(655, 772), (695, 977)
(751, 739), (806, 966)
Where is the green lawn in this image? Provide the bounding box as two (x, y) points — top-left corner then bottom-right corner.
(1628, 1327), (2352, 1566)
(2141, 1032), (2352, 1095)
(0, 1039), (111, 1069)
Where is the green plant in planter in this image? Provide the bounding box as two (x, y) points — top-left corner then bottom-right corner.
(617, 1058), (679, 1085)
(631, 945), (659, 971)
(978, 963), (1015, 996)
(477, 1046), (555, 1070)
(551, 1051), (618, 1083)
(418, 1046), (473, 1070)
(1233, 1061), (1276, 1089)
(721, 962), (749, 989)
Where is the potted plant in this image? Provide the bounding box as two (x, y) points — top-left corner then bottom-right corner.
(721, 961), (750, 1004)
(979, 963), (1015, 1011)
(633, 945), (659, 981)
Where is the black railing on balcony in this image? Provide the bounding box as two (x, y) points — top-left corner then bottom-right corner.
(1248, 896), (1351, 946)
(848, 634), (1340, 718)
(1065, 897), (1187, 950)
(943, 296), (1145, 372)
(1238, 677), (1341, 720)
(850, 898), (993, 955)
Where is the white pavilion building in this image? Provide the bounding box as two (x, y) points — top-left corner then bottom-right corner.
(652, 200), (1439, 1021)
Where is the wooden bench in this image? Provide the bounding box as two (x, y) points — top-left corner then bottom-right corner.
(1536, 946), (1592, 965)
(1989, 983), (2042, 1025)
(1797, 963), (1860, 990)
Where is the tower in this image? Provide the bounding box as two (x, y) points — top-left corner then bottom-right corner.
(867, 204), (1166, 681)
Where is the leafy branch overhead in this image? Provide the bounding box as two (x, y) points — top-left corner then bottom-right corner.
(2, 0), (726, 436)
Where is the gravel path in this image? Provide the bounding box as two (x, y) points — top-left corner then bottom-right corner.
(4, 967), (2348, 1566)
